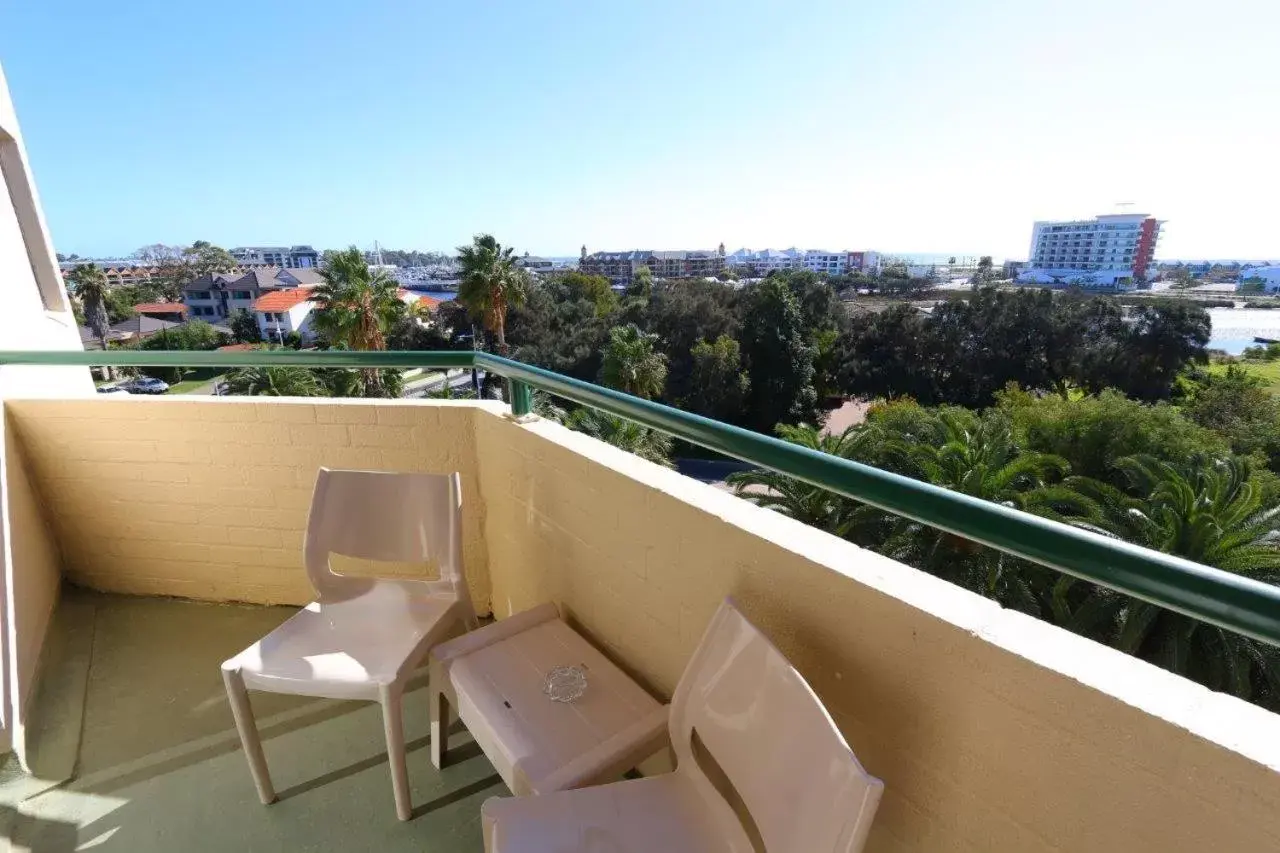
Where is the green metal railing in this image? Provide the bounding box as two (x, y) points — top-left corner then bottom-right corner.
(4, 348), (1280, 648)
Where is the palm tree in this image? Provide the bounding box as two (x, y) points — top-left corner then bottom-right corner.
(312, 247), (405, 396)
(731, 413), (1089, 615)
(872, 411), (1091, 611)
(425, 384), (478, 401)
(727, 424), (876, 534)
(456, 234), (528, 354)
(1061, 455), (1280, 705)
(566, 408), (674, 467)
(600, 324), (667, 399)
(531, 390), (567, 423)
(68, 264), (112, 377)
(318, 366), (406, 399)
(313, 247), (405, 350)
(224, 366), (323, 397)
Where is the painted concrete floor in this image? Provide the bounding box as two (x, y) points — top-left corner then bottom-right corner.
(4, 592), (505, 852)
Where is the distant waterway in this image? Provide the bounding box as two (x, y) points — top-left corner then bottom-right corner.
(1208, 308), (1280, 354)
(406, 289), (457, 301)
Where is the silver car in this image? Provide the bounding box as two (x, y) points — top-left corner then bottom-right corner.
(123, 377), (170, 395)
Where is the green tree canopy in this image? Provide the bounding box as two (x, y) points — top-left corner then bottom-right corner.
(1183, 365), (1280, 473)
(998, 387), (1236, 488)
(67, 264), (110, 350)
(225, 365), (324, 397)
(683, 335), (750, 421)
(553, 270), (617, 317)
(184, 240), (237, 276)
(974, 255), (994, 284)
(739, 278), (818, 432)
(227, 308), (261, 344)
(627, 265), (654, 298)
(839, 289), (1210, 406)
(1062, 456), (1280, 707)
(456, 234), (528, 353)
(507, 276), (613, 381)
(566, 408), (673, 467)
(600, 324), (667, 399)
(312, 247), (405, 351)
(644, 279), (743, 408)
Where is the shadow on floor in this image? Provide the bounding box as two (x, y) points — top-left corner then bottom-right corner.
(11, 592), (506, 853)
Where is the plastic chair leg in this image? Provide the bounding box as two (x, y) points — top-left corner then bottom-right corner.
(380, 684), (412, 821)
(221, 668), (276, 804)
(430, 661), (449, 769)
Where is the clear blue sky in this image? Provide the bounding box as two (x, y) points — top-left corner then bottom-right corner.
(3, 0), (1276, 261)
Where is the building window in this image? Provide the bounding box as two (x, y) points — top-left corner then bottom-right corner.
(232, 290), (251, 300)
(190, 291), (211, 300)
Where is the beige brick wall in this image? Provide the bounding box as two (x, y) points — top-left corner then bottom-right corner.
(5, 397), (497, 611)
(1, 406), (63, 733)
(473, 408), (1280, 853)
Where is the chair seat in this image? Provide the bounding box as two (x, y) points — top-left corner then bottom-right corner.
(481, 775), (751, 853)
(223, 581), (461, 698)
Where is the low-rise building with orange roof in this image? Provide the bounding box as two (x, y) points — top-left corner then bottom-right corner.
(252, 286), (319, 343)
(131, 302), (188, 321)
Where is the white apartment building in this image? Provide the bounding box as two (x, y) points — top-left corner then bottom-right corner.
(804, 251), (846, 275)
(846, 251), (881, 273)
(726, 248), (879, 275)
(724, 248), (802, 273)
(230, 245), (319, 268)
(1018, 213), (1162, 290)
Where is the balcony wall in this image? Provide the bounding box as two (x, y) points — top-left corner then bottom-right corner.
(1, 410), (62, 747)
(4, 397), (496, 609)
(476, 408), (1280, 853)
(4, 395), (1280, 852)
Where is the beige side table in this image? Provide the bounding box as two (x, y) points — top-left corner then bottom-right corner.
(429, 603), (669, 796)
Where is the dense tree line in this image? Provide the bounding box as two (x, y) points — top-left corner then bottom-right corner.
(838, 288), (1210, 407)
(498, 272), (1213, 433)
(729, 392), (1280, 709)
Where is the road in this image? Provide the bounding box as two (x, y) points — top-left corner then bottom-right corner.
(403, 369), (485, 398)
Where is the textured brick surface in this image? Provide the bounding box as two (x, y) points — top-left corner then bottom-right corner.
(2, 407), (62, 725)
(6, 397), (495, 611)
(472, 409), (1280, 853)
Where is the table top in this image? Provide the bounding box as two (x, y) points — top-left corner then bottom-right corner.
(450, 618), (662, 792)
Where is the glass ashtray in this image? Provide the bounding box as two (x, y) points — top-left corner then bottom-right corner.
(543, 664), (588, 703)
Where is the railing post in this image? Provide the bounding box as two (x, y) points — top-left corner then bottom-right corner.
(508, 379), (533, 419)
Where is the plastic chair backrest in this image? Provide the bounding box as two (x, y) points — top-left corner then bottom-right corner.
(304, 468), (467, 604)
(670, 599), (884, 853)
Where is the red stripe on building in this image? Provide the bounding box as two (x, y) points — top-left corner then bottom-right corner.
(1133, 218), (1158, 280)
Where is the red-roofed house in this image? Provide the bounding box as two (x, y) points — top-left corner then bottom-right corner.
(252, 286), (319, 343)
(400, 290), (442, 313)
(132, 302), (188, 322)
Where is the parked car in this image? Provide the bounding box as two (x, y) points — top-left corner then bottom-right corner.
(123, 377), (170, 395)
(96, 384), (129, 394)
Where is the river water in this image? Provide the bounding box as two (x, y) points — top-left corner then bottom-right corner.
(1207, 308), (1280, 354)
(412, 290), (457, 302)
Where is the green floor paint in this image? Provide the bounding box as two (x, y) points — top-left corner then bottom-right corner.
(6, 593), (503, 852)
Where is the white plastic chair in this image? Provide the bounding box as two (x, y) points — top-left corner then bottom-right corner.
(481, 599), (884, 852)
(221, 468), (477, 821)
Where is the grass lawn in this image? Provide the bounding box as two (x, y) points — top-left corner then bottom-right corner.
(1208, 359), (1280, 395)
(165, 367), (226, 395)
